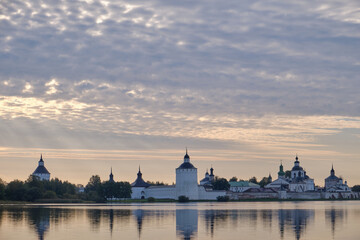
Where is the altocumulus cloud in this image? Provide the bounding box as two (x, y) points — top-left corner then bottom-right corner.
(0, 0), (360, 159)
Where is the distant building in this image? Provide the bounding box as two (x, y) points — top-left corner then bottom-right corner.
(265, 162), (289, 190)
(131, 149), (226, 200)
(131, 167), (151, 199)
(288, 155), (315, 192)
(32, 154), (50, 181)
(229, 181), (260, 192)
(199, 167), (215, 188)
(265, 156), (314, 192)
(325, 165), (350, 192)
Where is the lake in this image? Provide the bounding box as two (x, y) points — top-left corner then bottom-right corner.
(0, 201), (359, 240)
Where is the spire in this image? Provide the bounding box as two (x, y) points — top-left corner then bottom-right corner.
(331, 164), (335, 176)
(109, 167), (114, 182)
(39, 154), (44, 166)
(137, 165), (142, 177)
(184, 148), (190, 162)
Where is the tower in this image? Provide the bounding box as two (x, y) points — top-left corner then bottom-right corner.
(176, 149), (199, 200)
(32, 154), (50, 181)
(109, 168), (114, 183)
(209, 166), (214, 182)
(278, 161), (285, 178)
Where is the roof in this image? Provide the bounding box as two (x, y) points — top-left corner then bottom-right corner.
(325, 175), (340, 181)
(200, 176), (210, 182)
(229, 181), (260, 188)
(33, 166), (50, 174)
(177, 162), (196, 169)
(131, 169), (150, 188)
(291, 165), (303, 171)
(131, 177), (150, 187)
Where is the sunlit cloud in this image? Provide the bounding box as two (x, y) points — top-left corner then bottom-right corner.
(0, 0), (360, 184)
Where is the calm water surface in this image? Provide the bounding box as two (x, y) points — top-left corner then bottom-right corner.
(0, 201), (360, 240)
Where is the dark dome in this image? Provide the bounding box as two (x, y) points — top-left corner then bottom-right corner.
(131, 176), (150, 187)
(291, 166), (303, 171)
(177, 162), (195, 169)
(33, 166), (50, 174)
(326, 175), (339, 181)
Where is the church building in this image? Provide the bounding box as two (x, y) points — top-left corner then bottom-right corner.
(265, 155), (315, 192)
(32, 154), (50, 181)
(325, 165), (350, 192)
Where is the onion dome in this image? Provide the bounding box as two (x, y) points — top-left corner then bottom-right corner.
(291, 155), (303, 171)
(278, 161), (285, 177)
(177, 148), (196, 169)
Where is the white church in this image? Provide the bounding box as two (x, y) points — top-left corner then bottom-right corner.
(131, 150), (226, 200)
(265, 155), (315, 192)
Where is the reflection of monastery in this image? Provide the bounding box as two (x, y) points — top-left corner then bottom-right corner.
(32, 151), (359, 200)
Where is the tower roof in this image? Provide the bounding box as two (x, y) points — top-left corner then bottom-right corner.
(177, 149), (196, 169)
(33, 166), (50, 174)
(131, 166), (150, 187)
(33, 155), (50, 175)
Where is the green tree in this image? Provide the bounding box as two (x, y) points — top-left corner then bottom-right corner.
(5, 180), (26, 201)
(85, 175), (104, 201)
(249, 176), (258, 184)
(259, 177), (271, 188)
(116, 182), (132, 198)
(25, 187), (43, 201)
(352, 185), (360, 192)
(0, 178), (5, 200)
(229, 177), (238, 182)
(212, 177), (230, 191)
(285, 170), (291, 178)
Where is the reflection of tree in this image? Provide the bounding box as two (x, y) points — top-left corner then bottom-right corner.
(176, 209), (198, 240)
(87, 209), (102, 230)
(325, 208), (346, 238)
(0, 207), (3, 226)
(260, 210), (273, 229)
(278, 209), (314, 240)
(7, 207), (24, 223)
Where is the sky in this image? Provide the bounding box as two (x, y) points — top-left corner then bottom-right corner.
(0, 0), (360, 186)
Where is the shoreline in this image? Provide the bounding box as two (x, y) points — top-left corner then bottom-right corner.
(1, 198), (359, 205)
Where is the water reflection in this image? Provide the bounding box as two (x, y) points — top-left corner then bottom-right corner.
(325, 208), (346, 238)
(278, 209), (314, 240)
(176, 209), (198, 240)
(0, 203), (357, 240)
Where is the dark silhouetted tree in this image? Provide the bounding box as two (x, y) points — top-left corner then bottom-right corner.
(213, 177), (230, 191)
(249, 176), (258, 184)
(352, 185), (360, 192)
(229, 177), (238, 182)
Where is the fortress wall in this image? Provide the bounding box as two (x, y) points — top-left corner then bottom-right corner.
(146, 186), (176, 199)
(228, 192), (278, 200)
(198, 187), (226, 200)
(286, 192), (321, 199)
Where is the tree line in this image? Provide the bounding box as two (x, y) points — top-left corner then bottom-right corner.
(0, 175), (132, 202)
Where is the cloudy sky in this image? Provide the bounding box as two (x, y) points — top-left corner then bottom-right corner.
(1, 0), (360, 185)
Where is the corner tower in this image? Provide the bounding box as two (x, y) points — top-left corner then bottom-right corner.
(32, 154), (50, 181)
(176, 149), (199, 200)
